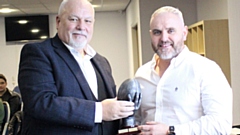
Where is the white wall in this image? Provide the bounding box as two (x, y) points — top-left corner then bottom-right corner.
(197, 0), (228, 21)
(0, 11), (129, 90)
(228, 0), (240, 125)
(90, 11), (129, 88)
(126, 0), (141, 77)
(0, 17), (24, 90)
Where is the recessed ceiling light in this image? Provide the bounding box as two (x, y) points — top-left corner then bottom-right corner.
(0, 8), (18, 13)
(18, 20), (28, 24)
(31, 29), (39, 33)
(40, 36), (48, 39)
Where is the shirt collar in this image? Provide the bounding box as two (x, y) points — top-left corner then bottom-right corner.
(171, 45), (189, 67)
(63, 42), (96, 58)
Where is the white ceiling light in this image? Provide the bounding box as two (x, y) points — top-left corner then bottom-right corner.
(31, 29), (39, 33)
(93, 5), (101, 8)
(40, 36), (47, 39)
(0, 8), (18, 13)
(18, 20), (28, 24)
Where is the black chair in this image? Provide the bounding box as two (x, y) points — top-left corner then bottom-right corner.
(8, 111), (23, 135)
(2, 101), (10, 135)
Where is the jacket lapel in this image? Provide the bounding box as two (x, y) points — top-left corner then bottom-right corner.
(91, 54), (115, 97)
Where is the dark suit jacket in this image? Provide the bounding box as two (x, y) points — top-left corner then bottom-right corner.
(18, 34), (119, 135)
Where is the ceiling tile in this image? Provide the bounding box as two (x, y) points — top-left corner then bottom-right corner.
(0, 0), (130, 16)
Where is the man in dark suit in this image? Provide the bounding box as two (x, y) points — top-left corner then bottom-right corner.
(18, 0), (135, 134)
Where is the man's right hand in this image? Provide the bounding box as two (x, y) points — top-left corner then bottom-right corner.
(101, 98), (134, 121)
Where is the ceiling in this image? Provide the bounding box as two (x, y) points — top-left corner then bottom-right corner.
(0, 0), (131, 17)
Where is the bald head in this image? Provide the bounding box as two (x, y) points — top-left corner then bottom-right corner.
(58, 0), (94, 16)
(150, 6), (185, 27)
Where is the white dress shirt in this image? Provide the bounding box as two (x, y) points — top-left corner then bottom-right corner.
(134, 46), (232, 135)
(64, 43), (102, 123)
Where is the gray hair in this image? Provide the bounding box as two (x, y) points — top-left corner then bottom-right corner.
(150, 6), (185, 26)
(58, 0), (93, 15)
(58, 0), (68, 15)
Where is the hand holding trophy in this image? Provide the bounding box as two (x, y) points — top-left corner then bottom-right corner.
(117, 78), (142, 135)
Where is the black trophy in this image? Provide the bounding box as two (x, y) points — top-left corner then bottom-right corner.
(117, 78), (142, 135)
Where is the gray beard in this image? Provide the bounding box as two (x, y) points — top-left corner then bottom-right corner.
(157, 50), (177, 60)
(69, 39), (87, 50)
(152, 43), (183, 60)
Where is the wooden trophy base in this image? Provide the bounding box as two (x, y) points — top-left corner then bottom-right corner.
(117, 126), (141, 135)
